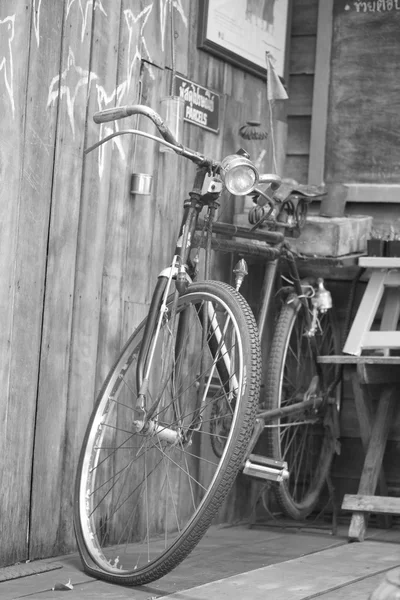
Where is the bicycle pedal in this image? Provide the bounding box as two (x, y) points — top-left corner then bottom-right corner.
(243, 454), (289, 482)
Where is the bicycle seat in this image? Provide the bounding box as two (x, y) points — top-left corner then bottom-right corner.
(274, 179), (326, 202)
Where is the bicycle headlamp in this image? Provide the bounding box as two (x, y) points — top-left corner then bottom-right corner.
(220, 154), (259, 196)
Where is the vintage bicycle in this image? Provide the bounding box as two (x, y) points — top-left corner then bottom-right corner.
(74, 104), (341, 586)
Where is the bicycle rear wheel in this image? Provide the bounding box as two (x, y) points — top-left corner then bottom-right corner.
(264, 295), (340, 520)
(74, 281), (260, 585)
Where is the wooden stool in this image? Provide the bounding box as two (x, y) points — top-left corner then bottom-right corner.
(318, 257), (400, 541)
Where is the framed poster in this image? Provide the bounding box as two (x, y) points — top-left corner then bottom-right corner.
(198, 0), (291, 80)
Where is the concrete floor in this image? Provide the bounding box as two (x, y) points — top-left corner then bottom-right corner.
(1, 522), (399, 600)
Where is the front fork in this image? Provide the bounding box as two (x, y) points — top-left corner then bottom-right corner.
(133, 262), (239, 445)
(133, 173), (229, 443)
(136, 182), (204, 394)
(132, 258), (192, 443)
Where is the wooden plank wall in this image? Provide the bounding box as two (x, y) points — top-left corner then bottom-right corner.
(0, 0), (46, 569)
(285, 0), (318, 183)
(0, 0), (276, 566)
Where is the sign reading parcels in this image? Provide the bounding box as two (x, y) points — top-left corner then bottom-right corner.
(175, 75), (220, 134)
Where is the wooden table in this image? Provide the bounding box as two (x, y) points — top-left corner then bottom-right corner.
(318, 257), (400, 541)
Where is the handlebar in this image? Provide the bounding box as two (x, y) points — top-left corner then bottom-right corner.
(90, 104), (219, 168)
(89, 104), (282, 192)
(93, 105), (180, 147)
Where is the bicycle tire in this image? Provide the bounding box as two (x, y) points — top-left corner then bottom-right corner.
(264, 295), (340, 520)
(209, 394), (236, 459)
(74, 280), (261, 586)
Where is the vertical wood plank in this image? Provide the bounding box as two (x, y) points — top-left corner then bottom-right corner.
(140, 0), (167, 70)
(122, 60), (162, 307)
(94, 0), (143, 393)
(11, 0), (65, 562)
(30, 0), (94, 559)
(59, 0), (123, 553)
(0, 0), (34, 566)
(289, 36), (317, 74)
(291, 0), (319, 36)
(148, 70), (184, 283)
(171, 0), (190, 78)
(308, 0), (333, 185)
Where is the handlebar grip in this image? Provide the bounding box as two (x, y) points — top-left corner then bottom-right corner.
(93, 107), (131, 123)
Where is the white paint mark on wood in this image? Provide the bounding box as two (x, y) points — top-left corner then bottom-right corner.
(0, 15), (15, 118)
(124, 5), (155, 82)
(47, 47), (97, 137)
(23, 164), (42, 194)
(66, 0), (107, 43)
(160, 0), (188, 52)
(29, 126), (52, 156)
(46, 0), (190, 179)
(95, 83), (127, 178)
(33, 0), (42, 47)
(91, 4), (164, 178)
(94, 0), (107, 16)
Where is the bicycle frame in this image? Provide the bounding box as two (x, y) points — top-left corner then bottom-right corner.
(137, 183), (326, 441)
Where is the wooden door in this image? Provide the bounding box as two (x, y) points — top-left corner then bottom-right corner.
(0, 0), (285, 566)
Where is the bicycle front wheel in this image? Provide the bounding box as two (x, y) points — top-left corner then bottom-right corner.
(264, 295), (340, 520)
(74, 281), (261, 586)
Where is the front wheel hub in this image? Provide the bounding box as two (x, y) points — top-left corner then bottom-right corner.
(132, 419), (181, 445)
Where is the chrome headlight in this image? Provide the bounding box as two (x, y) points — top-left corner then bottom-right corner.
(220, 154), (259, 196)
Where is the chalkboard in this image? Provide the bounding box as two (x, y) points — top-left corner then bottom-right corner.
(325, 1), (400, 185)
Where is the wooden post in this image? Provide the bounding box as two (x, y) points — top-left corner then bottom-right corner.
(308, 0), (333, 186)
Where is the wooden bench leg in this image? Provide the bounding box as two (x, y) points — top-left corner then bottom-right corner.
(348, 385), (397, 542)
(350, 372), (393, 530)
(342, 270), (386, 356)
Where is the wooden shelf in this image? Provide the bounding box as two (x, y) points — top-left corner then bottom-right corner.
(342, 494), (400, 515)
(318, 355), (400, 364)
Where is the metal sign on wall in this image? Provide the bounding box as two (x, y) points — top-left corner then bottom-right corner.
(175, 74), (220, 134)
